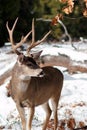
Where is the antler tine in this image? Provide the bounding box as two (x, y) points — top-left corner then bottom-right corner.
(6, 17), (32, 54)
(36, 30), (51, 45)
(6, 17), (18, 50)
(27, 30), (51, 53)
(15, 30), (32, 50)
(32, 18), (35, 44)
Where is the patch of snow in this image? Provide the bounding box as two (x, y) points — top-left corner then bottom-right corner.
(0, 53), (17, 76)
(0, 43), (87, 129)
(42, 47), (87, 62)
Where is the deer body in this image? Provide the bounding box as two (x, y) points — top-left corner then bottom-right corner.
(11, 61), (63, 130)
(10, 60), (63, 130)
(11, 63), (63, 107)
(6, 18), (64, 130)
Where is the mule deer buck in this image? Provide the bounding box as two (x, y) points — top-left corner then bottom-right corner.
(6, 18), (64, 130)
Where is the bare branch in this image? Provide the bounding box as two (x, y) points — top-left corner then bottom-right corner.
(36, 17), (77, 50)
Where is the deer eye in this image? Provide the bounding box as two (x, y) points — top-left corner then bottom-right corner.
(26, 62), (33, 67)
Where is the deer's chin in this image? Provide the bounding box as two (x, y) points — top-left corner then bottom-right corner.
(37, 71), (45, 77)
(19, 75), (31, 81)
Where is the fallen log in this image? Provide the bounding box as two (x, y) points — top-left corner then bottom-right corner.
(0, 54), (87, 86)
(40, 54), (87, 74)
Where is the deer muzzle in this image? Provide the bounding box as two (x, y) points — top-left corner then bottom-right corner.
(37, 70), (45, 77)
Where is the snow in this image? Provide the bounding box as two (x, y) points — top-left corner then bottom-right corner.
(32, 43), (87, 62)
(0, 82), (16, 123)
(41, 46), (87, 62)
(0, 42), (87, 129)
(0, 52), (17, 76)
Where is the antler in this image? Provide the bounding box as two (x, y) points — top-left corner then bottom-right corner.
(27, 18), (51, 54)
(6, 17), (32, 54)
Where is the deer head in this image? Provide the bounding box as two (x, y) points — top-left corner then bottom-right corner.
(6, 18), (51, 78)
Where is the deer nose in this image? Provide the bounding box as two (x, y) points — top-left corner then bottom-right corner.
(38, 71), (45, 77)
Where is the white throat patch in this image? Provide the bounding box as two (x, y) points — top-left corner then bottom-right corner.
(19, 75), (31, 81)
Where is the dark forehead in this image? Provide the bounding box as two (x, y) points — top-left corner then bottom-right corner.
(25, 56), (37, 64)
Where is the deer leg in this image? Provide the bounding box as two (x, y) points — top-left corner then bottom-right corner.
(16, 102), (26, 130)
(42, 102), (52, 130)
(51, 98), (58, 130)
(26, 107), (35, 130)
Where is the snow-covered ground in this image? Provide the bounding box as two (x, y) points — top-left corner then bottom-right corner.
(0, 42), (87, 130)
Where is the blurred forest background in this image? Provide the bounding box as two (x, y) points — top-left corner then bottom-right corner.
(0, 0), (87, 47)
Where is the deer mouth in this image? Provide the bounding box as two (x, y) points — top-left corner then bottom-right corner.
(37, 71), (45, 77)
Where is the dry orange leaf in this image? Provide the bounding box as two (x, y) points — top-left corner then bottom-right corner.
(51, 18), (58, 25)
(84, 0), (87, 8)
(58, 119), (66, 130)
(79, 121), (85, 128)
(67, 118), (76, 129)
(67, 0), (74, 8)
(63, 6), (73, 14)
(83, 8), (87, 17)
(55, 14), (63, 20)
(51, 14), (63, 25)
(84, 0), (87, 2)
(85, 2), (87, 8)
(47, 119), (54, 129)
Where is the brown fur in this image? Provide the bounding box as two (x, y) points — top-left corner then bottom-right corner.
(10, 57), (63, 130)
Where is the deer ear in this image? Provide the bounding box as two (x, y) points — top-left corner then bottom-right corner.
(31, 50), (43, 60)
